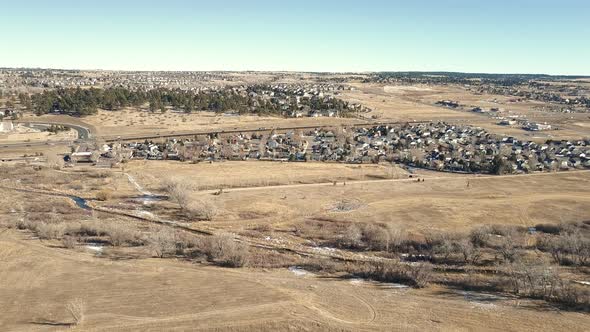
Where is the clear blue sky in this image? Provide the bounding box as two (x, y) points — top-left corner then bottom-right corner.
(1, 0), (589, 74)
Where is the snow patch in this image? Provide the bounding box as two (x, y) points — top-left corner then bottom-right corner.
(289, 266), (313, 277)
(85, 243), (104, 254)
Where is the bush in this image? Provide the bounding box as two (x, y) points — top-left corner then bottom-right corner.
(162, 179), (191, 209)
(470, 226), (491, 247)
(96, 189), (113, 201)
(147, 229), (177, 258)
(36, 222), (66, 240)
(104, 223), (141, 246)
(203, 233), (249, 267)
(346, 260), (432, 288)
(185, 199), (217, 221)
(62, 236), (77, 249)
(338, 224), (363, 249)
(537, 233), (590, 266)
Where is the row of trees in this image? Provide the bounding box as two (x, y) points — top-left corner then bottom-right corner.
(28, 87), (357, 117)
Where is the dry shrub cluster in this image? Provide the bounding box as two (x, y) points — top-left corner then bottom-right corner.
(162, 178), (217, 220)
(331, 198), (364, 212)
(15, 218), (144, 247)
(338, 223), (404, 251)
(200, 233), (249, 267)
(503, 259), (589, 309)
(185, 199), (217, 221)
(346, 260), (433, 288)
(535, 225), (590, 267)
(96, 189), (113, 201)
(143, 230), (250, 267)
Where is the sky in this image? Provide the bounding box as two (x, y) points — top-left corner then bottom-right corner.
(1, 0), (589, 75)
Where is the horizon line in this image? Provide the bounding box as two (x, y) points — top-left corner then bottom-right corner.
(2, 66), (590, 78)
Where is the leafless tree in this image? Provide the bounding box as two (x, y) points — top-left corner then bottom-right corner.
(148, 229), (177, 258)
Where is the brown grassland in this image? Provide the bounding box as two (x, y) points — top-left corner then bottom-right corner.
(2, 79), (590, 331)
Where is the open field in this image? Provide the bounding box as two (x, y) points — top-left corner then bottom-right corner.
(141, 163), (590, 234)
(22, 109), (361, 139)
(2, 141), (590, 331)
(3, 228), (590, 332)
(125, 160), (408, 192)
(0, 125), (76, 144)
(2, 72), (590, 331)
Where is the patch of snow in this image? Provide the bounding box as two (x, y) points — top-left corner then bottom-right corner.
(289, 266), (313, 277)
(312, 246), (337, 253)
(472, 302), (497, 310)
(138, 210), (155, 219)
(458, 290), (507, 308)
(574, 280), (590, 286)
(382, 283), (410, 289)
(349, 278), (409, 289)
(85, 243), (104, 254)
(349, 278), (365, 285)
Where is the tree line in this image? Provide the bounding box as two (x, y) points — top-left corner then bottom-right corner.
(28, 87), (357, 117)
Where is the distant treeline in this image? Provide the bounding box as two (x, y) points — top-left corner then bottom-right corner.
(367, 72), (590, 86)
(30, 87), (356, 117)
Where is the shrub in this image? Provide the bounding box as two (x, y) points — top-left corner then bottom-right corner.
(162, 179), (192, 209)
(36, 222), (66, 240)
(96, 189), (113, 201)
(455, 239), (482, 265)
(353, 223), (405, 252)
(104, 222), (141, 246)
(537, 233), (590, 266)
(338, 224), (363, 249)
(470, 225), (491, 247)
(346, 260), (432, 288)
(62, 236), (77, 249)
(426, 233), (457, 263)
(185, 199), (217, 221)
(203, 233), (249, 267)
(147, 229), (177, 258)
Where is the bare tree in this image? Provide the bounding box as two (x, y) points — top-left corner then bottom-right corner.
(456, 239), (482, 265)
(162, 179), (192, 211)
(148, 229), (177, 258)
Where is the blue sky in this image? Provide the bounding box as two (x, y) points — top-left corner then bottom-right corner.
(1, 0), (589, 74)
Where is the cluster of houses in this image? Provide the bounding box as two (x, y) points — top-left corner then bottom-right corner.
(243, 84), (367, 118)
(0, 69), (232, 90)
(474, 84), (590, 111)
(105, 122), (589, 174)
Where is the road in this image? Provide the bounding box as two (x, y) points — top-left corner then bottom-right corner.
(0, 121), (91, 150)
(20, 121), (92, 139)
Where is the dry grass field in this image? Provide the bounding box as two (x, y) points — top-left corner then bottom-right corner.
(146, 164), (590, 234)
(1, 162), (590, 331)
(125, 160), (408, 192)
(3, 228), (590, 332)
(0, 126), (76, 144)
(1, 149), (590, 331)
(2, 78), (590, 331)
(31, 109), (360, 138)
